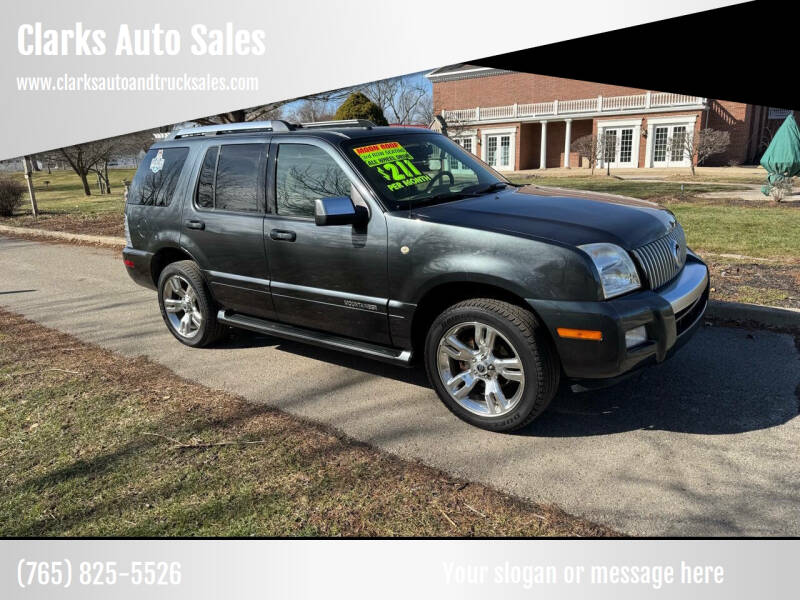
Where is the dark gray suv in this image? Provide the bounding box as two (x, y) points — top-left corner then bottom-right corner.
(123, 119), (708, 432)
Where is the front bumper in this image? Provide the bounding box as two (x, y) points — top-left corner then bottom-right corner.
(527, 254), (709, 382)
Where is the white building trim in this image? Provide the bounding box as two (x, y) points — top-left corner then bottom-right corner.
(426, 66), (508, 83)
(563, 119), (572, 168)
(440, 94), (706, 127)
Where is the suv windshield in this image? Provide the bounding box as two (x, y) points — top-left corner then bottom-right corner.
(344, 133), (511, 209)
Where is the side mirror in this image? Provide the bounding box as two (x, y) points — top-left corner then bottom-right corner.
(314, 196), (367, 226)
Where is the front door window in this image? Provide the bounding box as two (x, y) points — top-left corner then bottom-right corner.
(486, 136), (497, 166)
(652, 124), (690, 167)
(653, 127), (669, 164)
(670, 126), (687, 163)
(485, 134), (512, 170)
(601, 127), (634, 168)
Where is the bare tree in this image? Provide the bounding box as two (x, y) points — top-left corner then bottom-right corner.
(47, 131), (155, 196)
(416, 93), (434, 126)
(99, 131), (155, 192)
(571, 134), (601, 175)
(598, 131), (618, 176)
(359, 76), (432, 124)
(671, 128), (731, 175)
(288, 98), (336, 123)
(47, 140), (116, 196)
(193, 89), (353, 126)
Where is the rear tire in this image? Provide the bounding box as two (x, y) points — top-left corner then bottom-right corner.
(157, 260), (225, 348)
(424, 298), (560, 432)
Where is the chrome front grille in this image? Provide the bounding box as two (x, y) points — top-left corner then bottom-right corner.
(632, 224), (687, 290)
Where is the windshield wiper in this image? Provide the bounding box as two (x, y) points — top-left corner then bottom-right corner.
(468, 181), (521, 195)
(406, 182), (519, 208)
(423, 191), (473, 202)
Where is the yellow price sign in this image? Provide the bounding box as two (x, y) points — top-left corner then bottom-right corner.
(354, 141), (432, 190)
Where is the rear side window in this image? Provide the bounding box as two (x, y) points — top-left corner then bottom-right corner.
(128, 147), (189, 206)
(194, 144), (265, 213)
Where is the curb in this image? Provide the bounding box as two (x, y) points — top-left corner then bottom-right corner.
(0, 224), (124, 248)
(706, 300), (800, 332)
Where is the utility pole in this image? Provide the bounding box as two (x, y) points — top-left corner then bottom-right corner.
(22, 155), (38, 218)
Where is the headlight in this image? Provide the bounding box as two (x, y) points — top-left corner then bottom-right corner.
(578, 243), (641, 299)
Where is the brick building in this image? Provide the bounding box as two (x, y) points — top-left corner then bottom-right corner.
(427, 65), (781, 172)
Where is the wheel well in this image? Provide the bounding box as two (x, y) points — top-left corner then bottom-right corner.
(150, 247), (193, 286)
(410, 282), (532, 354)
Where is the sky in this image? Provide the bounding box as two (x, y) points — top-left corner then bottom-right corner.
(280, 69), (433, 121)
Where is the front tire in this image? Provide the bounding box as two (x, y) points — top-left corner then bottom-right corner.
(424, 298), (560, 432)
(157, 260), (225, 348)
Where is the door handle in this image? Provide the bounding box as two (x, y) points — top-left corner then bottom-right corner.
(270, 229), (296, 242)
(185, 219), (205, 230)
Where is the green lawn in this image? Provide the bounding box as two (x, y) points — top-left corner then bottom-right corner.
(5, 168), (134, 216)
(510, 176), (799, 261)
(665, 201), (800, 259)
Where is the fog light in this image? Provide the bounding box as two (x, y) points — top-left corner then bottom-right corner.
(625, 326), (647, 348)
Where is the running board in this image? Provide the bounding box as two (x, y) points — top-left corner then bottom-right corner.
(217, 310), (413, 367)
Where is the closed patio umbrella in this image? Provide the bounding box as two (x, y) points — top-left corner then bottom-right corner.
(760, 113), (800, 197)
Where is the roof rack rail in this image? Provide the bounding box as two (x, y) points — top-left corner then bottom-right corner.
(168, 120), (292, 139)
(298, 119), (376, 129)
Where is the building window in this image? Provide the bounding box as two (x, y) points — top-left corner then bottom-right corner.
(619, 129), (633, 164)
(604, 129), (617, 163)
(500, 135), (510, 167)
(486, 136), (497, 166)
(670, 126), (686, 162)
(481, 128), (515, 171)
(452, 137), (475, 170)
(653, 127), (669, 163)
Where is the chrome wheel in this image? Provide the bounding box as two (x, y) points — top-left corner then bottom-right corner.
(436, 321), (525, 417)
(162, 275), (202, 339)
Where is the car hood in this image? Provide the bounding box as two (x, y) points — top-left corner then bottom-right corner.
(408, 184), (676, 250)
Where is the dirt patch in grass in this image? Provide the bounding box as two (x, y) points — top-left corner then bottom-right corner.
(6, 212), (124, 238)
(510, 177), (746, 200)
(706, 258), (800, 309)
(0, 309), (614, 537)
(659, 174), (766, 185)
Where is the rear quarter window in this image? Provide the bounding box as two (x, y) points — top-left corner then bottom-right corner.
(127, 147), (189, 206)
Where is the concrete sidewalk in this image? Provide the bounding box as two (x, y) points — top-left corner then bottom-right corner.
(1, 235), (799, 536)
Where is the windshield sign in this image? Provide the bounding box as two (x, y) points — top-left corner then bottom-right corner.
(353, 141), (432, 192)
(347, 133), (508, 208)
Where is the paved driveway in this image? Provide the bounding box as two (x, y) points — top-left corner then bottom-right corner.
(1, 235), (798, 536)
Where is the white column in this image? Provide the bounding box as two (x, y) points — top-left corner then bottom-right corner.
(563, 119), (572, 168)
(644, 122), (655, 168)
(539, 120), (548, 169)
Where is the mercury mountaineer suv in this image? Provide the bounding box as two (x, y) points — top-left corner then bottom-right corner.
(123, 119), (709, 432)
